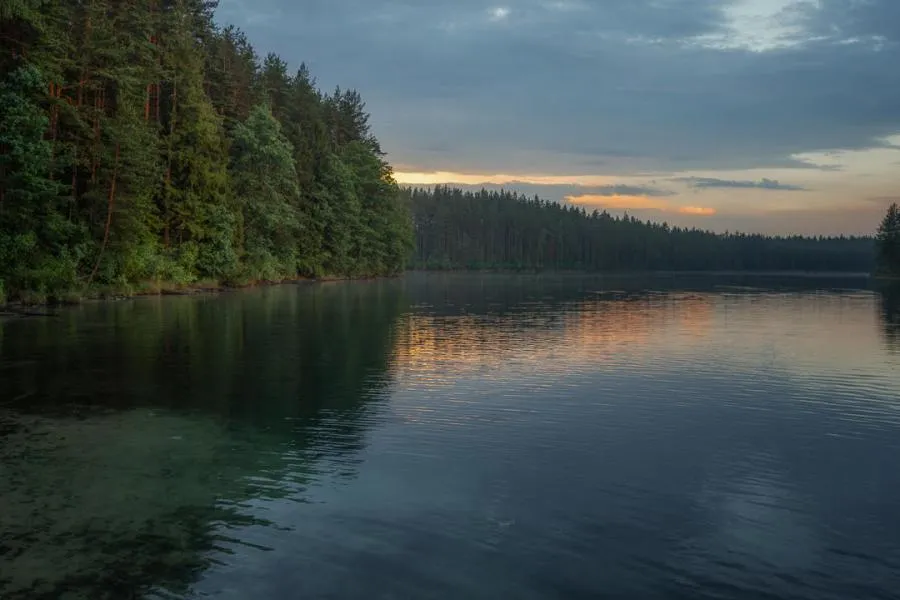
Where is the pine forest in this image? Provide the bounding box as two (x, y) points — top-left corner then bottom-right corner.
(0, 0), (413, 303)
(407, 187), (877, 273)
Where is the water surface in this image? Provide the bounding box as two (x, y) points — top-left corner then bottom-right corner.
(2, 274), (899, 599)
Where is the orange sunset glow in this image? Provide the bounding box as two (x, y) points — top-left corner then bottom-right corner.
(566, 194), (718, 216)
(679, 206), (718, 216)
(393, 171), (618, 187)
(566, 194), (670, 211)
(392, 294), (715, 379)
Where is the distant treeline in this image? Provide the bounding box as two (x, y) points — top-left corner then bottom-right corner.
(407, 186), (875, 272)
(0, 0), (412, 303)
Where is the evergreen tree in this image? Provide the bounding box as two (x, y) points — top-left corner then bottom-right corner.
(204, 26), (260, 128)
(158, 0), (238, 280)
(0, 0), (412, 300)
(229, 104), (300, 281)
(876, 203), (900, 275)
(0, 64), (87, 297)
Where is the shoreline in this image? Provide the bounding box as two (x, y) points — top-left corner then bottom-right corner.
(407, 268), (874, 279)
(2, 269), (893, 319)
(0, 274), (395, 319)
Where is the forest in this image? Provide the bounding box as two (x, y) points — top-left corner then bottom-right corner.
(0, 0), (413, 303)
(408, 186), (877, 273)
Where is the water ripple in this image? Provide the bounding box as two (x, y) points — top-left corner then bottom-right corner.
(1, 276), (899, 599)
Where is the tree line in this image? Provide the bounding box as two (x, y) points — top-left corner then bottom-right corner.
(407, 186), (876, 273)
(0, 0), (413, 303)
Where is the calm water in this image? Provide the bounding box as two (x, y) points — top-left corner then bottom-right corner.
(2, 274), (900, 599)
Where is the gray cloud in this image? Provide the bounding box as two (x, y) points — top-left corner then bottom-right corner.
(678, 177), (808, 191)
(793, 0), (900, 45)
(569, 184), (676, 197)
(215, 0), (900, 175)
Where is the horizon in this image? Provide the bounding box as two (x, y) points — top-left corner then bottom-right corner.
(216, 0), (900, 237)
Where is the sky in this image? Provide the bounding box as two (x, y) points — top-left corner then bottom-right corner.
(216, 0), (900, 236)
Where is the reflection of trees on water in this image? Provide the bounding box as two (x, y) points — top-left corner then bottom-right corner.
(0, 282), (407, 599)
(879, 282), (900, 353)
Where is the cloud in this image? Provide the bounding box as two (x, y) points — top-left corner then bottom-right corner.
(393, 171), (620, 187)
(215, 0), (900, 175)
(566, 194), (716, 216)
(678, 177), (808, 191)
(489, 6), (511, 22)
(567, 194), (670, 211)
(679, 206), (718, 215)
(585, 184), (676, 197)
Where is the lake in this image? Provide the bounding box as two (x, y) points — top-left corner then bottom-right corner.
(1, 273), (899, 599)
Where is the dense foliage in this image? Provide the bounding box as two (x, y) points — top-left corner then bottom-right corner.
(876, 203), (900, 276)
(0, 0), (412, 301)
(408, 187), (875, 272)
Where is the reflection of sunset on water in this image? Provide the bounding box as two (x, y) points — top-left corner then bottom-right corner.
(390, 289), (898, 389)
(392, 294), (716, 378)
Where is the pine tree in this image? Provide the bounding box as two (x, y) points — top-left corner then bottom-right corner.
(158, 0), (237, 280)
(0, 0), (414, 300)
(0, 64), (87, 297)
(204, 26), (260, 128)
(876, 203), (900, 275)
(229, 104), (300, 281)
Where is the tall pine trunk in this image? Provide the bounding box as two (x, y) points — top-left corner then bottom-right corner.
(88, 142), (119, 285)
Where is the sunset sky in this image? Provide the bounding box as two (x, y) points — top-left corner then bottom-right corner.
(217, 0), (900, 235)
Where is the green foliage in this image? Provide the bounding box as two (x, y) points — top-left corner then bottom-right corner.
(0, 1), (412, 301)
(0, 65), (88, 297)
(230, 104), (300, 281)
(409, 187), (876, 273)
(876, 203), (900, 275)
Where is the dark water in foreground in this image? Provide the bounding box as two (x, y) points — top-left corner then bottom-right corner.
(2, 274), (900, 599)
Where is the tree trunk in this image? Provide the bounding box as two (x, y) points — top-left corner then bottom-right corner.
(87, 143), (119, 286)
(48, 82), (58, 179)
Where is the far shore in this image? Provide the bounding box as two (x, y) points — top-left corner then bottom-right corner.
(0, 274), (393, 318)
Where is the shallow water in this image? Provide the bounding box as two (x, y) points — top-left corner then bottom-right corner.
(1, 273), (899, 599)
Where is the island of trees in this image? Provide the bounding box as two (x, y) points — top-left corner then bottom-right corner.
(0, 0), (413, 304)
(407, 187), (876, 273)
(876, 203), (900, 277)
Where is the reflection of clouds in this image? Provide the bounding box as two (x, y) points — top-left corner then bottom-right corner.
(393, 288), (900, 430)
(394, 290), (896, 381)
(393, 294), (715, 379)
(716, 292), (900, 394)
